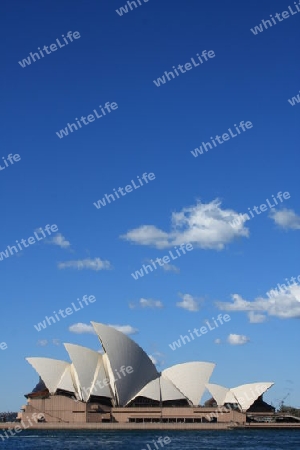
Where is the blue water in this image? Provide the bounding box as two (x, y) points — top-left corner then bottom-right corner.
(0, 430), (300, 449)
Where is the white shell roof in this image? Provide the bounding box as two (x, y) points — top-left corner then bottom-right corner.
(26, 323), (273, 409)
(26, 357), (71, 394)
(205, 383), (237, 405)
(92, 322), (159, 406)
(128, 376), (187, 404)
(231, 382), (274, 411)
(90, 355), (112, 399)
(163, 362), (216, 405)
(102, 353), (116, 398)
(160, 376), (188, 401)
(224, 390), (239, 404)
(206, 382), (274, 410)
(64, 343), (111, 401)
(56, 365), (75, 393)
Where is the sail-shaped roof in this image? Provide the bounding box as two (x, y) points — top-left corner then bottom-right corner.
(56, 365), (75, 393)
(205, 383), (237, 405)
(231, 382), (274, 411)
(91, 321), (159, 405)
(64, 343), (111, 401)
(26, 357), (71, 394)
(25, 322), (274, 409)
(206, 382), (274, 411)
(128, 376), (188, 404)
(163, 362), (215, 405)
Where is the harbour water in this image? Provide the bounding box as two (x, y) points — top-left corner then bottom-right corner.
(1, 430), (300, 449)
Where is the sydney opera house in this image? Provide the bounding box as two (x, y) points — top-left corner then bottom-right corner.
(20, 322), (274, 426)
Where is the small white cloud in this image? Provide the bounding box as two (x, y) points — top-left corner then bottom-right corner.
(140, 298), (163, 309)
(176, 293), (200, 312)
(269, 208), (300, 230)
(162, 264), (180, 273)
(227, 334), (250, 345)
(58, 257), (111, 271)
(48, 233), (71, 249)
(52, 339), (61, 346)
(214, 338), (222, 344)
(69, 322), (138, 336)
(121, 199), (249, 250)
(129, 298), (163, 309)
(108, 324), (138, 335)
(248, 311), (266, 323)
(37, 339), (48, 346)
(69, 323), (96, 334)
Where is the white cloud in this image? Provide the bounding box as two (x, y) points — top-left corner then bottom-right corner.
(269, 208), (300, 230)
(58, 257), (111, 271)
(121, 200), (249, 250)
(140, 298), (163, 308)
(121, 225), (170, 249)
(227, 334), (250, 345)
(217, 285), (300, 320)
(108, 324), (138, 335)
(48, 233), (71, 249)
(248, 311), (266, 323)
(214, 338), (222, 344)
(130, 298), (163, 309)
(69, 323), (138, 336)
(176, 293), (200, 312)
(162, 264), (180, 273)
(37, 338), (61, 346)
(37, 339), (48, 346)
(69, 323), (96, 334)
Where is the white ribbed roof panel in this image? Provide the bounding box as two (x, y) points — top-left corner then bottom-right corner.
(102, 353), (116, 398)
(92, 322), (159, 406)
(132, 377), (161, 402)
(64, 344), (100, 402)
(205, 383), (230, 405)
(231, 382), (274, 411)
(26, 357), (70, 394)
(224, 390), (239, 404)
(70, 364), (81, 400)
(128, 376), (187, 404)
(90, 357), (112, 399)
(163, 362), (215, 405)
(57, 365), (75, 393)
(160, 376), (188, 402)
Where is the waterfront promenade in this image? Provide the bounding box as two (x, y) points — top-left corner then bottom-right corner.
(1, 422), (300, 431)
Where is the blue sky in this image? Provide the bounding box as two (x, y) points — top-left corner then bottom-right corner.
(1, 0), (299, 411)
